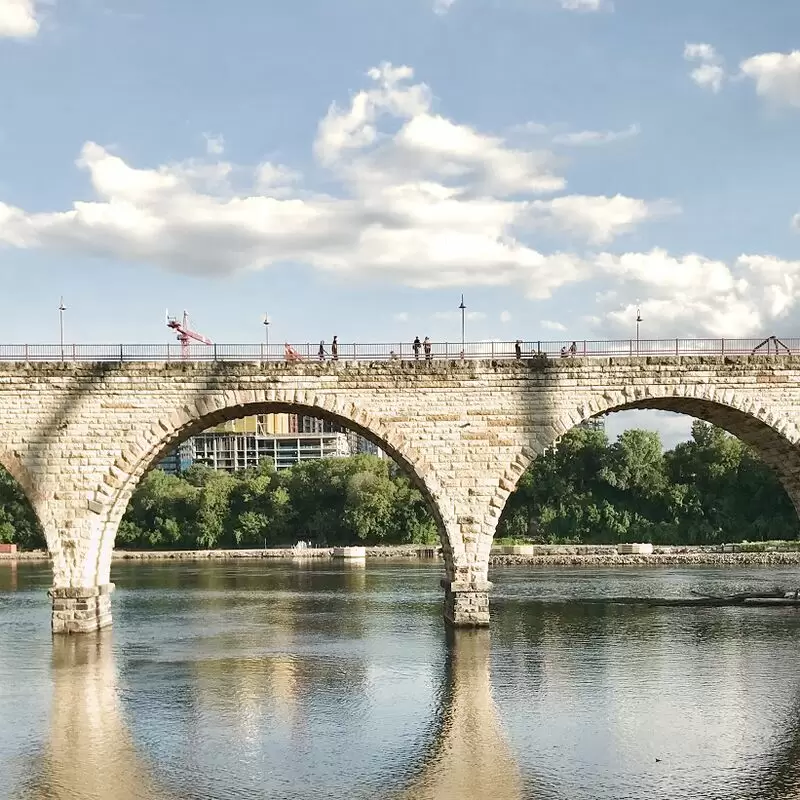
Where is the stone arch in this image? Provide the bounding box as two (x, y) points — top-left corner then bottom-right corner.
(487, 384), (800, 544)
(86, 390), (454, 586)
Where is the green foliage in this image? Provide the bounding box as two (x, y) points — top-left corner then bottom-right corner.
(0, 469), (45, 549)
(0, 420), (794, 552)
(116, 453), (441, 549)
(497, 420), (799, 544)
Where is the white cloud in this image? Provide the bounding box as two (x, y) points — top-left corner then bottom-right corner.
(553, 124), (640, 146)
(7, 62), (798, 339)
(541, 320), (566, 331)
(500, 310), (512, 324)
(684, 42), (725, 93)
(255, 162), (300, 194)
(792, 212), (800, 231)
(592, 249), (800, 337)
(740, 51), (800, 108)
(684, 43), (717, 62)
(433, 0), (456, 14)
(560, 0), (606, 11)
(530, 194), (676, 245)
(393, 312), (409, 322)
(203, 133), (225, 156)
(0, 62), (601, 295)
(0, 0), (39, 38)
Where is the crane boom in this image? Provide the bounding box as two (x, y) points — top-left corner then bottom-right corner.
(166, 310), (213, 358)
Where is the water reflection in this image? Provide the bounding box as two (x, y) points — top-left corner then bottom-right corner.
(18, 633), (171, 800)
(403, 629), (523, 800)
(17, 624), (523, 800)
(9, 562), (800, 800)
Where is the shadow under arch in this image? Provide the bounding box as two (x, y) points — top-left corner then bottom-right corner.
(90, 398), (452, 586)
(490, 383), (800, 525)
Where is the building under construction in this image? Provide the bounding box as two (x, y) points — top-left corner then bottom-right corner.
(157, 413), (383, 475)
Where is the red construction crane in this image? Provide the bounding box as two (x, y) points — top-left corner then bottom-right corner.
(166, 310), (213, 359)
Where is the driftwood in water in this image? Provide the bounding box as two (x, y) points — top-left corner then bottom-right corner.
(580, 589), (793, 608)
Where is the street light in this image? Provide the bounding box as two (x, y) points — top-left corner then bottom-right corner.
(262, 313), (270, 348)
(459, 294), (466, 357)
(636, 306), (642, 354)
(58, 296), (66, 361)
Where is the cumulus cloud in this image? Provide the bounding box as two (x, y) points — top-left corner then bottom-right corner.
(592, 249), (800, 338)
(5, 62), (797, 339)
(530, 194), (676, 245)
(684, 42), (726, 93)
(0, 62), (656, 298)
(740, 51), (800, 108)
(393, 312), (409, 322)
(500, 310), (512, 324)
(0, 0), (39, 37)
(553, 124), (640, 146)
(684, 44), (800, 108)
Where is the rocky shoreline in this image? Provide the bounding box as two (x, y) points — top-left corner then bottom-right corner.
(488, 552), (800, 567)
(4, 543), (800, 567)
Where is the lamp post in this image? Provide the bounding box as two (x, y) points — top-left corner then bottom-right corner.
(262, 313), (270, 350)
(636, 306), (642, 354)
(58, 296), (66, 361)
(459, 294), (466, 358)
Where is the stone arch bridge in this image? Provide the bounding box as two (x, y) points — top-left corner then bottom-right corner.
(2, 356), (800, 634)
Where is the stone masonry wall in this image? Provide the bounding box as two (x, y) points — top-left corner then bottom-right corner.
(1, 356), (800, 629)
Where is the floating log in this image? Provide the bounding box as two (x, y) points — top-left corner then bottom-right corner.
(576, 589), (794, 608)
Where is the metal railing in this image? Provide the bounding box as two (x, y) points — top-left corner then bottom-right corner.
(0, 337), (797, 363)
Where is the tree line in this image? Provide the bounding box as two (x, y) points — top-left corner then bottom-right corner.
(0, 421), (797, 550)
(498, 420), (798, 544)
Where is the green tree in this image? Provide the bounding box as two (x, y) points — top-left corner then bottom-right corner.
(0, 469), (46, 549)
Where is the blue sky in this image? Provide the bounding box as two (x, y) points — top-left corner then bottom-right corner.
(2, 0), (800, 445)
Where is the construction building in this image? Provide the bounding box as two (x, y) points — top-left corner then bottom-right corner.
(157, 413), (382, 475)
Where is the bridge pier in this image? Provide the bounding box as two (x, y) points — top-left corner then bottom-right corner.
(442, 579), (491, 627)
(50, 585), (114, 634)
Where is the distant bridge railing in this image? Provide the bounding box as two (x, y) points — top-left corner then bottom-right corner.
(0, 337), (797, 362)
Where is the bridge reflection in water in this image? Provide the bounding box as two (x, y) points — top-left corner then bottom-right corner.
(401, 629), (523, 800)
(18, 628), (522, 800)
(19, 633), (172, 800)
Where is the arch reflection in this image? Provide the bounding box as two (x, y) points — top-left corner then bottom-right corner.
(402, 629), (524, 800)
(19, 633), (173, 800)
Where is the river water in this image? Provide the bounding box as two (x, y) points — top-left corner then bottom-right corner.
(2, 560), (800, 800)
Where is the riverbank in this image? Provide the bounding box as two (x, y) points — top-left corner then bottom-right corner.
(5, 543), (800, 566)
(0, 544), (436, 562)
